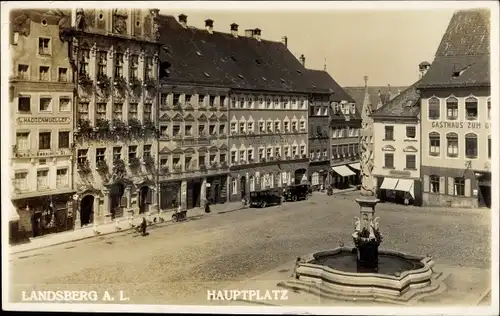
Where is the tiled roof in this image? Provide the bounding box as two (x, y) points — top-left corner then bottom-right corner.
(343, 86), (407, 113)
(418, 9), (490, 88)
(158, 15), (329, 94)
(304, 69), (355, 103)
(370, 81), (421, 118)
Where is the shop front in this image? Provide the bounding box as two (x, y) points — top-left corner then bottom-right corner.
(308, 163), (329, 191)
(347, 162), (361, 186)
(206, 174), (228, 205)
(160, 181), (181, 210)
(377, 177), (422, 206)
(330, 165), (356, 189)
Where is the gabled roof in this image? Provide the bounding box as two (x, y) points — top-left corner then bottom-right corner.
(418, 9), (490, 89)
(371, 81), (421, 119)
(304, 69), (355, 103)
(343, 86), (407, 113)
(158, 15), (330, 94)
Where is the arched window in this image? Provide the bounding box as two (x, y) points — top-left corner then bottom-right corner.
(465, 133), (478, 158)
(446, 96), (458, 120)
(446, 132), (458, 157)
(429, 132), (440, 156)
(487, 98), (491, 120)
(231, 177), (238, 194)
(428, 97), (440, 120)
(465, 96), (478, 120)
(429, 175), (440, 193)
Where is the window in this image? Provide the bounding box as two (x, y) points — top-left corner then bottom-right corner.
(429, 132), (440, 156)
(113, 147), (122, 161)
(78, 102), (89, 121)
(185, 125), (192, 136)
(77, 149), (88, 164)
(429, 175), (440, 193)
(160, 126), (169, 137)
(115, 52), (124, 78)
(58, 131), (69, 148)
(266, 147), (272, 159)
(488, 136), (491, 158)
(266, 97), (272, 109)
(39, 132), (51, 150)
(59, 97), (70, 112)
(129, 103), (138, 119)
(258, 148), (265, 160)
(14, 172), (28, 191)
(219, 124), (226, 134)
(130, 55), (139, 79)
(454, 177), (465, 196)
(446, 97), (458, 120)
(220, 153), (226, 162)
(39, 66), (50, 81)
(487, 98), (491, 120)
(300, 121), (306, 132)
(231, 122), (237, 133)
(199, 154), (206, 166)
(428, 97), (440, 119)
(292, 121), (297, 131)
(267, 121), (272, 132)
(199, 125), (206, 136)
(79, 49), (90, 75)
(240, 97), (245, 108)
(247, 149), (254, 161)
(231, 151), (237, 163)
(231, 97), (237, 108)
(406, 126), (416, 139)
(284, 121), (290, 132)
(300, 145), (306, 156)
(259, 122), (265, 133)
(143, 144), (152, 158)
(331, 145), (338, 158)
(274, 121), (280, 132)
(292, 146), (297, 157)
(275, 147), (281, 158)
(145, 57), (153, 80)
(232, 178), (238, 194)
(16, 132), (30, 151)
(210, 154), (216, 163)
(247, 122), (254, 132)
(18, 64), (29, 80)
(58, 68), (68, 82)
(465, 133), (477, 158)
(38, 38), (50, 55)
(239, 150), (245, 162)
(160, 158), (168, 167)
(95, 148), (106, 162)
(384, 126), (394, 140)
(56, 169), (68, 187)
(465, 97), (478, 120)
(315, 150), (321, 159)
(37, 170), (49, 189)
(113, 103), (123, 120)
(39, 97), (51, 111)
(384, 153), (394, 168)
(185, 156), (192, 169)
(284, 146), (290, 158)
(221, 96), (227, 107)
(446, 133), (458, 157)
(128, 146), (137, 159)
(173, 125), (181, 136)
(239, 122), (245, 133)
(209, 96), (216, 107)
(209, 124), (216, 135)
(144, 103), (152, 121)
(96, 103), (107, 120)
(405, 154), (416, 169)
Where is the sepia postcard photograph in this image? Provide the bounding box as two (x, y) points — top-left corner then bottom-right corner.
(1, 1), (498, 315)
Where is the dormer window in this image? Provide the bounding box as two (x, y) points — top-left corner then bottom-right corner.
(350, 104), (355, 114)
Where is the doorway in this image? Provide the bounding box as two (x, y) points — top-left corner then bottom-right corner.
(192, 182), (202, 208)
(80, 195), (94, 227)
(240, 176), (246, 199)
(139, 186), (150, 214)
(478, 185), (491, 208)
(294, 168), (307, 185)
(109, 183), (125, 219)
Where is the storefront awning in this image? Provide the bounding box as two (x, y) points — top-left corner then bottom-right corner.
(395, 179), (414, 198)
(380, 177), (399, 190)
(10, 203), (20, 222)
(348, 163), (360, 170)
(331, 165), (356, 177)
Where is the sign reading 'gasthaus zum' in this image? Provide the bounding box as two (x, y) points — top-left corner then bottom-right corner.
(17, 117), (71, 124)
(431, 121), (490, 129)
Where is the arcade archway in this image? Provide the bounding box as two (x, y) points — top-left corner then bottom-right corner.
(294, 168), (307, 185)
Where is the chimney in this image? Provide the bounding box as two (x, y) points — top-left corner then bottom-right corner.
(281, 36), (288, 47)
(299, 54), (305, 67)
(419, 61), (431, 79)
(230, 23), (239, 37)
(253, 28), (261, 41)
(363, 75), (368, 87)
(205, 19), (214, 34)
(178, 14), (187, 28)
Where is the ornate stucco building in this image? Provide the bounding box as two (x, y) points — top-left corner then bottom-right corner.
(418, 9), (491, 208)
(61, 9), (162, 227)
(9, 9), (76, 239)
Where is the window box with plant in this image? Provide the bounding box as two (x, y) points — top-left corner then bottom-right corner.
(128, 118), (143, 138)
(211, 162), (219, 169)
(111, 118), (128, 138)
(261, 158), (267, 163)
(219, 133), (227, 139)
(143, 76), (156, 88)
(112, 158), (127, 177)
(248, 158), (254, 164)
(129, 156), (141, 170)
(144, 155), (155, 169)
(96, 159), (109, 175)
(161, 166), (170, 174)
(129, 77), (142, 96)
(143, 119), (158, 138)
(114, 75), (127, 90)
(200, 164), (207, 171)
(221, 161), (228, 168)
(174, 165), (183, 173)
(97, 73), (111, 90)
(78, 72), (92, 86)
(77, 159), (92, 174)
(75, 119), (94, 140)
(95, 119), (111, 137)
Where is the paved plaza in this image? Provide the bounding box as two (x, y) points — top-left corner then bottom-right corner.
(8, 192), (491, 306)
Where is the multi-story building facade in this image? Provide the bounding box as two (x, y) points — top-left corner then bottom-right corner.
(62, 9), (161, 227)
(371, 83), (422, 206)
(9, 10), (76, 239)
(418, 9), (491, 208)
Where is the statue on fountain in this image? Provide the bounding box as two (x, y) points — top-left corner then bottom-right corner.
(352, 205), (382, 271)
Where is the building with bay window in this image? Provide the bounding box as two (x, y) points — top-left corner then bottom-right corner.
(61, 8), (162, 227)
(371, 82), (422, 206)
(418, 9), (491, 208)
(9, 9), (76, 240)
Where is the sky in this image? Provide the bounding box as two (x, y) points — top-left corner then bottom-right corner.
(160, 9), (455, 87)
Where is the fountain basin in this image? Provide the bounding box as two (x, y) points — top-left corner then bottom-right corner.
(294, 247), (435, 298)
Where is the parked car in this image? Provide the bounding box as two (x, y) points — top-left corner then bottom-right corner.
(249, 188), (283, 208)
(283, 184), (310, 202)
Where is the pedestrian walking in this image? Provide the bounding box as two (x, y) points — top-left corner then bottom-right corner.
(205, 199), (211, 213)
(141, 217), (148, 236)
(404, 193), (410, 207)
